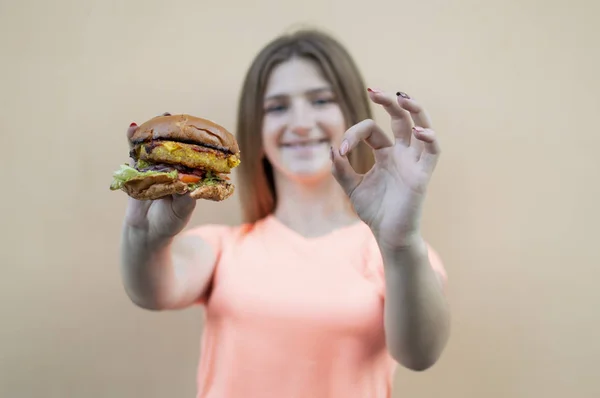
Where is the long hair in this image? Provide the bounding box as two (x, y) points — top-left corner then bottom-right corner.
(236, 28), (375, 224)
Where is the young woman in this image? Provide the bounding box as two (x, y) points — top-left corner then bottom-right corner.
(121, 29), (450, 398)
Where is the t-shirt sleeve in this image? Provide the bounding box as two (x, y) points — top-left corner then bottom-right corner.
(181, 224), (230, 256)
(179, 223), (234, 304)
(365, 238), (448, 298)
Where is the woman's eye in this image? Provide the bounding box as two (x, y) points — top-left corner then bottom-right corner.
(313, 98), (335, 106)
(265, 104), (287, 113)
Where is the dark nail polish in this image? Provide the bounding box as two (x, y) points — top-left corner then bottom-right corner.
(130, 122), (137, 127)
(162, 112), (171, 116)
(330, 146), (334, 161)
(396, 91), (410, 99)
(367, 88), (381, 93)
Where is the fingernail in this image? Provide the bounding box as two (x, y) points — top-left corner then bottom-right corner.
(367, 88), (382, 93)
(413, 126), (424, 132)
(330, 146), (334, 161)
(162, 112), (171, 116)
(340, 140), (349, 156)
(396, 91), (410, 99)
(130, 122), (137, 127)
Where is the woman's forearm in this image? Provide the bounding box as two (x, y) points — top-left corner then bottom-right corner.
(379, 238), (450, 371)
(120, 225), (179, 310)
(121, 225), (218, 311)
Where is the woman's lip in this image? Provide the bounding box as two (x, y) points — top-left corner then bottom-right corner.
(280, 139), (329, 146)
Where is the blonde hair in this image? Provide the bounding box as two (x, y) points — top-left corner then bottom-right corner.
(236, 29), (374, 224)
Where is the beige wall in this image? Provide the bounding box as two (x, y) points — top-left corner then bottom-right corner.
(2, 0), (599, 397)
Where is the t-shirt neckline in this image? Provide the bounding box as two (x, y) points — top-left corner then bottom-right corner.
(263, 214), (366, 243)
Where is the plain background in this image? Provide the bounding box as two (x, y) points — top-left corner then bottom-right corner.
(2, 0), (599, 397)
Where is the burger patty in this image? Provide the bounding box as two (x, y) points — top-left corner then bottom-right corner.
(133, 160), (230, 187)
(132, 140), (240, 174)
(135, 160), (206, 177)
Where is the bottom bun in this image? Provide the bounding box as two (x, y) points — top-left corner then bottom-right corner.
(122, 177), (188, 200)
(189, 180), (235, 202)
(120, 173), (234, 201)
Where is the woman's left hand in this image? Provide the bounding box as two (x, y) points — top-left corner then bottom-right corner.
(331, 89), (441, 250)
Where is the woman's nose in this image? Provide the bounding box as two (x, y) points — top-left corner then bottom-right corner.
(289, 102), (315, 135)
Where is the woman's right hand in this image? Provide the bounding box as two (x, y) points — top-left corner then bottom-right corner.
(123, 114), (196, 242)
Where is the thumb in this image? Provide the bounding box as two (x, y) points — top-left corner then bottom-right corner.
(330, 146), (362, 198)
(170, 193), (196, 222)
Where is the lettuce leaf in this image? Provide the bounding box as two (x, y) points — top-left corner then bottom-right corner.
(110, 164), (226, 192)
(110, 164), (178, 190)
(202, 171), (219, 186)
(186, 171), (224, 191)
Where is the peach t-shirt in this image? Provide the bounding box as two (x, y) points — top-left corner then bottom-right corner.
(185, 215), (446, 398)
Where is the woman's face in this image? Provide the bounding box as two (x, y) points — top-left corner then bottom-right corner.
(261, 57), (347, 184)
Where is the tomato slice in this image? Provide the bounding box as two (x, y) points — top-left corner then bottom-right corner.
(179, 174), (201, 183)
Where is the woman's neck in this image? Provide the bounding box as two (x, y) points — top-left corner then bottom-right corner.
(272, 173), (359, 238)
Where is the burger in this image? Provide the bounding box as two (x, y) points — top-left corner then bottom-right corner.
(110, 114), (240, 201)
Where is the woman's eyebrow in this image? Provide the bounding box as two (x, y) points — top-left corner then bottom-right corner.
(264, 87), (333, 102)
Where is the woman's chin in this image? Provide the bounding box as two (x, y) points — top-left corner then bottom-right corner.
(279, 165), (333, 185)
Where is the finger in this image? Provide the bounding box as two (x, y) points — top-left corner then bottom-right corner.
(125, 196), (152, 227)
(171, 193), (196, 222)
(397, 94), (432, 129)
(367, 89), (413, 145)
(126, 122), (138, 163)
(330, 146), (363, 198)
(127, 122), (138, 145)
(339, 119), (393, 157)
(413, 127), (441, 173)
(409, 133), (424, 160)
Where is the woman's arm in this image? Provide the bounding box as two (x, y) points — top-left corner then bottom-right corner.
(330, 89), (451, 370)
(379, 237), (450, 371)
(120, 226), (217, 310)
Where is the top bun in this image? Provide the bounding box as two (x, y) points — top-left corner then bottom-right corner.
(130, 114), (239, 154)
